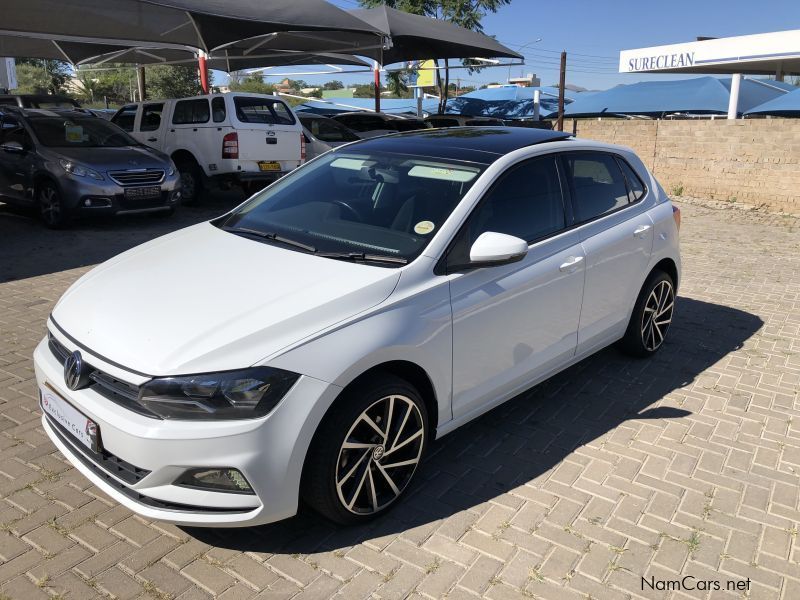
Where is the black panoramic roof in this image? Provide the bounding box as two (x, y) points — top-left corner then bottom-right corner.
(346, 126), (572, 164)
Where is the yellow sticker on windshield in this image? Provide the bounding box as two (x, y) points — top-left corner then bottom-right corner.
(414, 221), (435, 235)
(65, 125), (84, 143)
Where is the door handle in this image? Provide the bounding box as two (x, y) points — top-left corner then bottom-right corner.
(633, 224), (651, 238)
(559, 256), (584, 273)
(147, 137), (157, 142)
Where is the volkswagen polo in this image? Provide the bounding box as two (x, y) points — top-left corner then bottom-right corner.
(33, 127), (680, 526)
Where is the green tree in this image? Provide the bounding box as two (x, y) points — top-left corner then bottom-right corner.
(323, 80), (345, 90)
(358, 0), (512, 111)
(13, 59), (71, 95)
(229, 73), (276, 95)
(146, 65), (204, 99)
(74, 65), (137, 106)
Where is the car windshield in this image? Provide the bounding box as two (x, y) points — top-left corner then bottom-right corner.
(28, 115), (138, 148)
(300, 115), (360, 143)
(218, 151), (487, 265)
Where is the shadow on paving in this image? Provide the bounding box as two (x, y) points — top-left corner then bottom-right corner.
(0, 191), (242, 283)
(184, 296), (763, 553)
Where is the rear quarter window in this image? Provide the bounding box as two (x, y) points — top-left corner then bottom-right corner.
(234, 97), (295, 125)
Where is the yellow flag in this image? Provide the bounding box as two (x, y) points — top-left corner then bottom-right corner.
(416, 60), (436, 87)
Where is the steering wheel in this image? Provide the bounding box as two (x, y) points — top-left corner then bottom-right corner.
(333, 200), (363, 222)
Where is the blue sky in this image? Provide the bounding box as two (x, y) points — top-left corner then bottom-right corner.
(226, 0), (799, 91)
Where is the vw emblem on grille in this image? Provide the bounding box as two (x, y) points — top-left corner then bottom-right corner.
(64, 351), (88, 391)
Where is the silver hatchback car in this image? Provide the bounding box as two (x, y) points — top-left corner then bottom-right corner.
(0, 108), (181, 227)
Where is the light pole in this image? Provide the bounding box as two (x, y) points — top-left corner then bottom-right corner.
(508, 38), (542, 83)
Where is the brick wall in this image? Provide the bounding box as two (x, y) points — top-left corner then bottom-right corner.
(559, 119), (800, 215)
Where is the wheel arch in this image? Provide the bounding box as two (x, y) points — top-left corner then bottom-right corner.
(170, 148), (200, 168)
(651, 257), (678, 289)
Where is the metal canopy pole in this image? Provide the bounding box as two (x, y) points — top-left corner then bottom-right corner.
(136, 66), (146, 101)
(727, 73), (741, 119)
(373, 60), (381, 112)
(556, 51), (566, 131)
(198, 50), (210, 94)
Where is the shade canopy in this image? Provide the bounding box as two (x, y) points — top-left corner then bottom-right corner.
(746, 86), (800, 116)
(80, 46), (371, 71)
(445, 85), (579, 120)
(562, 76), (793, 118)
(0, 35), (129, 64)
(0, 0), (382, 52)
(347, 5), (521, 65)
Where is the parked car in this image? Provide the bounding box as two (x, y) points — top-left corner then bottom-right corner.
(0, 94), (81, 109)
(330, 111), (428, 138)
(0, 108), (180, 227)
(34, 127), (680, 526)
(112, 93), (304, 202)
(298, 112), (360, 160)
(425, 114), (505, 128)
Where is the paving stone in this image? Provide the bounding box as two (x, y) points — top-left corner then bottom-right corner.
(1, 200), (800, 599)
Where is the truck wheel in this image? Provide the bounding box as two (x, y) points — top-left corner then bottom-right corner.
(177, 161), (204, 205)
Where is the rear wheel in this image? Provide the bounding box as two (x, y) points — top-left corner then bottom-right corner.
(302, 374), (428, 524)
(38, 181), (68, 229)
(619, 270), (675, 357)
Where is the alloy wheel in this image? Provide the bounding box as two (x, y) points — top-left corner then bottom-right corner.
(641, 279), (674, 351)
(39, 186), (61, 226)
(335, 394), (425, 515)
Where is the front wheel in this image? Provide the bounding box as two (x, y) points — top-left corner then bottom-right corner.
(619, 270), (675, 357)
(302, 375), (428, 524)
(38, 181), (68, 229)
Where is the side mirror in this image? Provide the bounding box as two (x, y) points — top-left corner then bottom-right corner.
(0, 141), (25, 154)
(469, 232), (528, 266)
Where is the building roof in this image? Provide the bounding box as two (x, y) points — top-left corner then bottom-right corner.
(343, 126), (572, 164)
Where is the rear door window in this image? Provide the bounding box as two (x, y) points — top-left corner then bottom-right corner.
(112, 104), (138, 131)
(172, 99), (210, 125)
(562, 152), (631, 223)
(233, 97), (295, 125)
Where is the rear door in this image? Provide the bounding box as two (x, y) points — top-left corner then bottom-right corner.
(230, 95), (301, 173)
(560, 151), (654, 354)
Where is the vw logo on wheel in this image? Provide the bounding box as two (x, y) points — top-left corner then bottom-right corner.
(64, 351), (87, 391)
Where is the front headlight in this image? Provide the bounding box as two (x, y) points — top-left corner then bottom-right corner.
(167, 163), (176, 177)
(59, 159), (104, 180)
(138, 367), (299, 420)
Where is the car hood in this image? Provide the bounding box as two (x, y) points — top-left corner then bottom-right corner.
(51, 223), (401, 376)
(53, 145), (169, 170)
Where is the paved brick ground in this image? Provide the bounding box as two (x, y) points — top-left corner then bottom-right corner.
(0, 198), (798, 599)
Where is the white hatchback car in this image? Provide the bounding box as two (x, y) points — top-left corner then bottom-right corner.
(34, 127), (680, 527)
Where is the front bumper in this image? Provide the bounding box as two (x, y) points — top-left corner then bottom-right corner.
(58, 173), (181, 215)
(34, 333), (341, 527)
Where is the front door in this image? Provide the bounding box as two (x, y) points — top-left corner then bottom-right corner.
(138, 102), (166, 150)
(0, 116), (34, 203)
(448, 156), (586, 421)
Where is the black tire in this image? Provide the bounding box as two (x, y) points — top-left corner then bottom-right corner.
(619, 270), (675, 357)
(302, 373), (429, 525)
(37, 181), (69, 229)
(177, 160), (204, 205)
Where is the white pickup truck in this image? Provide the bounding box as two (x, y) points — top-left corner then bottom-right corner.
(111, 93), (304, 202)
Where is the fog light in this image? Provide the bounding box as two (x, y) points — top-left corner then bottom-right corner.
(174, 468), (254, 494)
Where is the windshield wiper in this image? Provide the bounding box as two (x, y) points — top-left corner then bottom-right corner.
(221, 226), (316, 253)
(316, 252), (408, 265)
